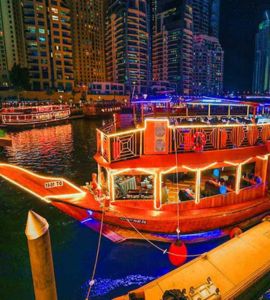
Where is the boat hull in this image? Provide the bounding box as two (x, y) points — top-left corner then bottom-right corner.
(0, 163), (269, 244)
(51, 192), (270, 243)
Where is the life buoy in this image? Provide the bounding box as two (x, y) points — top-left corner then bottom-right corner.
(193, 131), (206, 152)
(229, 227), (242, 239)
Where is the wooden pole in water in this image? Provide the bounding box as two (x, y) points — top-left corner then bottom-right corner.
(25, 210), (58, 300)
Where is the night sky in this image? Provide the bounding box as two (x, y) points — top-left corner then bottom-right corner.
(220, 0), (270, 93)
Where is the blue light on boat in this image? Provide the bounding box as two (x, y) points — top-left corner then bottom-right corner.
(155, 228), (223, 242)
(81, 217), (93, 224)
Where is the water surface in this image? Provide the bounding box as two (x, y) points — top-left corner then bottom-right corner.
(0, 119), (242, 299)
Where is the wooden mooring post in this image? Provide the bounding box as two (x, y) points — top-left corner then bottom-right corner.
(25, 210), (58, 300)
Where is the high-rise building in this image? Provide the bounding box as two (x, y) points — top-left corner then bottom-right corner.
(193, 34), (223, 95)
(23, 0), (74, 91)
(105, 0), (151, 94)
(209, 0), (220, 38)
(151, 0), (193, 95)
(0, 0), (26, 87)
(253, 12), (270, 94)
(192, 0), (209, 36)
(192, 0), (220, 37)
(70, 0), (106, 85)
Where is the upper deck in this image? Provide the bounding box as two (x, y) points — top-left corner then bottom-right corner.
(96, 98), (270, 164)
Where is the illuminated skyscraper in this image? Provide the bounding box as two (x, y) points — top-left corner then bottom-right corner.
(192, 0), (209, 35)
(193, 35), (223, 95)
(253, 12), (270, 94)
(23, 0), (74, 91)
(151, 0), (193, 95)
(0, 0), (26, 87)
(105, 0), (151, 94)
(209, 0), (220, 38)
(70, 0), (106, 85)
(192, 0), (220, 37)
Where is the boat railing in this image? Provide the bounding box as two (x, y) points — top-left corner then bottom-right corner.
(97, 121), (270, 163)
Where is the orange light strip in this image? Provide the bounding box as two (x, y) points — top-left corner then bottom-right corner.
(110, 167), (158, 208)
(103, 117), (270, 139)
(0, 173), (51, 203)
(257, 154), (270, 161)
(0, 163), (86, 202)
(224, 158), (253, 194)
(182, 162), (218, 203)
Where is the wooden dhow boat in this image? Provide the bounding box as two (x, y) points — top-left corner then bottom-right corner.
(1, 98), (270, 243)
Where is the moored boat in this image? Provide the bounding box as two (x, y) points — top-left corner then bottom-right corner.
(0, 103), (70, 128)
(1, 97), (270, 244)
(82, 97), (270, 242)
(83, 100), (122, 118)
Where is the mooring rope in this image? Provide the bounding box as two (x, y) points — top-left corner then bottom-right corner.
(85, 208), (105, 300)
(124, 216), (202, 258)
(173, 127), (181, 239)
(48, 197), (202, 258)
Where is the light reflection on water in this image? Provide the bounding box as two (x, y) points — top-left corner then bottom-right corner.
(4, 124), (74, 173)
(0, 119), (268, 299)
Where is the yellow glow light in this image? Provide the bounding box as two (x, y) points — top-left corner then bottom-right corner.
(257, 154), (270, 161)
(182, 162), (218, 172)
(0, 163), (86, 203)
(103, 116), (270, 139)
(181, 162), (218, 204)
(0, 173), (51, 203)
(110, 167), (158, 208)
(224, 158), (253, 194)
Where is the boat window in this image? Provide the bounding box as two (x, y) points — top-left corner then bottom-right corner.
(100, 167), (108, 194)
(114, 174), (154, 200)
(241, 162), (260, 188)
(230, 106), (248, 116)
(187, 104), (208, 116)
(161, 171), (196, 204)
(201, 166), (236, 198)
(209, 105), (228, 116)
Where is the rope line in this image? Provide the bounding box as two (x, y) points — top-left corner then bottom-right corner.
(85, 209), (105, 300)
(173, 127), (181, 239)
(48, 198), (201, 258)
(124, 216), (201, 258)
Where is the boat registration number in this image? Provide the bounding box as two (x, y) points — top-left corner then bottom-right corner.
(44, 180), (64, 189)
(120, 217), (147, 225)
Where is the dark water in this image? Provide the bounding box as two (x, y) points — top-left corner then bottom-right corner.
(0, 119), (263, 300)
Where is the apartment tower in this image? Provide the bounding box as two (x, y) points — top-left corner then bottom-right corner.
(105, 0), (151, 94)
(253, 12), (270, 94)
(151, 0), (193, 95)
(23, 0), (74, 91)
(70, 0), (106, 85)
(0, 0), (26, 87)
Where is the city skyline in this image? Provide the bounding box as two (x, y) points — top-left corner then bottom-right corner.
(0, 1), (269, 94)
(220, 0), (270, 93)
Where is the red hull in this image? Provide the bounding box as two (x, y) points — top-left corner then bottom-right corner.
(1, 164), (270, 243)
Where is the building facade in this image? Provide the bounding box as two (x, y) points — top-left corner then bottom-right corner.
(0, 0), (26, 87)
(23, 0), (74, 91)
(105, 0), (151, 95)
(193, 34), (223, 95)
(209, 0), (220, 38)
(89, 82), (125, 95)
(253, 14), (270, 94)
(192, 0), (209, 36)
(70, 0), (106, 86)
(191, 0), (220, 37)
(151, 0), (193, 95)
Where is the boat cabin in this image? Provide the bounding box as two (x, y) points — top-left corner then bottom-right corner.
(94, 98), (270, 211)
